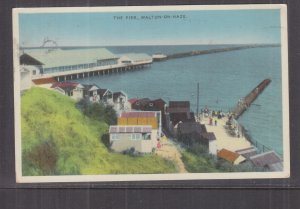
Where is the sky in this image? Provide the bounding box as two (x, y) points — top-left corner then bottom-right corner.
(18, 9), (282, 47)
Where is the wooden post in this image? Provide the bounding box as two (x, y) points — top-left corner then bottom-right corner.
(196, 82), (199, 120)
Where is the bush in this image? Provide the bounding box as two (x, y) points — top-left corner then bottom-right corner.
(122, 147), (137, 156)
(76, 99), (117, 125)
(24, 140), (58, 175)
(101, 133), (110, 148)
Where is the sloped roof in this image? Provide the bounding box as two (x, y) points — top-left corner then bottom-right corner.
(128, 98), (139, 104)
(134, 98), (151, 106)
(119, 53), (152, 62)
(97, 88), (112, 97)
(217, 149), (240, 163)
(20, 53), (44, 65)
(82, 84), (100, 91)
(250, 151), (282, 167)
(235, 146), (258, 159)
(178, 122), (202, 135)
(152, 98), (166, 105)
(113, 91), (126, 101)
(23, 48), (118, 68)
(201, 132), (216, 141)
(169, 101), (190, 108)
(167, 107), (190, 113)
(32, 77), (57, 85)
(109, 125), (152, 133)
(51, 82), (83, 91)
(120, 111), (156, 118)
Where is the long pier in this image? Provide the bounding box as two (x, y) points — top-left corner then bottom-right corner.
(156, 44), (280, 61)
(231, 79), (271, 119)
(32, 61), (151, 83)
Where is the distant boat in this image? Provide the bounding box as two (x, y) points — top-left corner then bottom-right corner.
(152, 53), (167, 61)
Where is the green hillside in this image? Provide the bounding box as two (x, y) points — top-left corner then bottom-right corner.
(21, 87), (176, 176)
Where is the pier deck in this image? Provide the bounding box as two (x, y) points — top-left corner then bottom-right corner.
(31, 61), (152, 82)
(201, 117), (252, 152)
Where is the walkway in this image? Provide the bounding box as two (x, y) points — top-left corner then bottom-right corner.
(201, 116), (252, 152)
(155, 136), (187, 173)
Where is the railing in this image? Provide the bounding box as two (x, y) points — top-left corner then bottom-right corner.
(238, 122), (280, 155)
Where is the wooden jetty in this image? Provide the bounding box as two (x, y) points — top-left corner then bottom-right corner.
(231, 79), (271, 119)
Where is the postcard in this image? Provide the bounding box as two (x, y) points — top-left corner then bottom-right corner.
(13, 5), (289, 183)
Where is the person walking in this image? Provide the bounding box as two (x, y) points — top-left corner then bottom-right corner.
(215, 119), (217, 126)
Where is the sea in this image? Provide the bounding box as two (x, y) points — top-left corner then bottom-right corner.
(71, 45), (283, 155)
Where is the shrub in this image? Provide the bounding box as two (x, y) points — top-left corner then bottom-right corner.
(76, 99), (117, 125)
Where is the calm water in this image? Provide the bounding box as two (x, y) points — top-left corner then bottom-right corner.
(73, 45), (283, 155)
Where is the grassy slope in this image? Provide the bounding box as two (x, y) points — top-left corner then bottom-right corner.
(21, 87), (176, 176)
(181, 151), (219, 173)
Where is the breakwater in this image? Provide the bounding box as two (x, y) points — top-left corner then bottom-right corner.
(231, 79), (271, 119)
(161, 44), (280, 61)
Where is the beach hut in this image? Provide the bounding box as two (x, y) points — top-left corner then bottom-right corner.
(97, 88), (113, 104)
(235, 146), (258, 159)
(51, 82), (84, 100)
(118, 111), (162, 137)
(217, 148), (246, 165)
(249, 151), (283, 171)
(109, 125), (156, 153)
(112, 91), (129, 111)
(82, 84), (100, 102)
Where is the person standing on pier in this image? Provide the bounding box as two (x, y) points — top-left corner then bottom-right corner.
(209, 117), (213, 125)
(215, 119), (218, 126)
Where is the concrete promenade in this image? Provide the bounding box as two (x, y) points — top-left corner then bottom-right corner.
(200, 116), (252, 152)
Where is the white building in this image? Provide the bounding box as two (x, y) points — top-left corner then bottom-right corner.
(82, 84), (100, 102)
(51, 82), (84, 101)
(118, 53), (153, 65)
(109, 125), (157, 153)
(20, 48), (119, 78)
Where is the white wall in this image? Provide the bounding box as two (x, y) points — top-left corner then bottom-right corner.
(20, 70), (32, 91)
(110, 132), (157, 153)
(209, 140), (217, 155)
(71, 88), (83, 101)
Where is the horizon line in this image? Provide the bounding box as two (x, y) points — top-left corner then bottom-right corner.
(20, 43), (281, 49)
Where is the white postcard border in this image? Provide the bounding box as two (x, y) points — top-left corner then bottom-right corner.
(13, 4), (290, 183)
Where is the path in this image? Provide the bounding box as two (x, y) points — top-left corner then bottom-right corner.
(201, 116), (252, 152)
(155, 136), (187, 173)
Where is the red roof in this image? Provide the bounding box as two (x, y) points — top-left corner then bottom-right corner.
(217, 149), (240, 163)
(32, 77), (57, 85)
(51, 82), (80, 88)
(120, 111), (156, 118)
(128, 98), (138, 104)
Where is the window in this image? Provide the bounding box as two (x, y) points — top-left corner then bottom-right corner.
(67, 91), (73, 96)
(131, 133), (141, 140)
(142, 133), (151, 140)
(111, 134), (119, 140)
